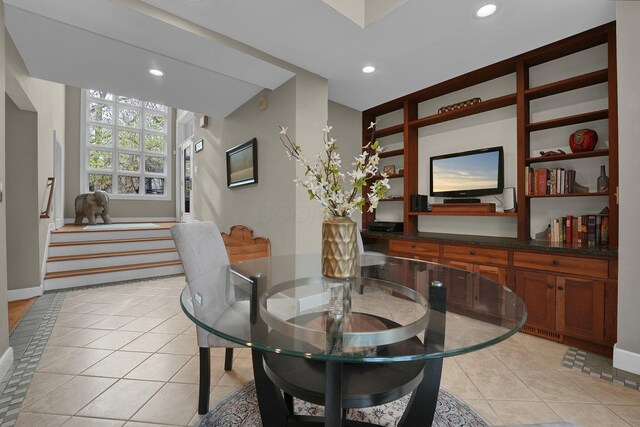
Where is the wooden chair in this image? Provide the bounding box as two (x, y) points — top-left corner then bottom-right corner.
(222, 225), (271, 262)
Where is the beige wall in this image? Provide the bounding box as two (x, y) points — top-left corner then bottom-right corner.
(189, 73), (358, 257)
(616, 1), (640, 372)
(192, 77), (297, 255)
(5, 95), (40, 291)
(328, 100), (364, 229)
(64, 87), (177, 220)
(293, 71), (329, 255)
(0, 1), (10, 359)
(5, 32), (65, 274)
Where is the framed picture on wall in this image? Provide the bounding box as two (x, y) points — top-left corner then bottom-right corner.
(226, 138), (258, 188)
(194, 139), (204, 153)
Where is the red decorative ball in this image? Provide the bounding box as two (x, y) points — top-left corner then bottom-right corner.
(569, 129), (598, 153)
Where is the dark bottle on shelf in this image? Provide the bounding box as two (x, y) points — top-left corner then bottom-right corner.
(597, 165), (609, 193)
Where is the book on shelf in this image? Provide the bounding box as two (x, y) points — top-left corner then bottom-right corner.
(545, 213), (609, 247)
(525, 167), (587, 195)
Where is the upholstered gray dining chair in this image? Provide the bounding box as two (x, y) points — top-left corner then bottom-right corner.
(171, 221), (245, 415)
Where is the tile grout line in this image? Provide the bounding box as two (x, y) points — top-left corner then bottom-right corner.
(0, 291), (67, 427)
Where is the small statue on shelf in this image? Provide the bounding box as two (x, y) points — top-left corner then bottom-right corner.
(539, 149), (566, 157)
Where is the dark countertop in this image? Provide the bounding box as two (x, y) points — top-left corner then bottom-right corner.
(361, 230), (618, 257)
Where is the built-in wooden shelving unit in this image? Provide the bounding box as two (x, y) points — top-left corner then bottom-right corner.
(408, 211), (518, 217)
(525, 109), (609, 132)
(525, 192), (609, 199)
(379, 148), (404, 159)
(525, 69), (608, 100)
(362, 22), (618, 248)
(526, 149), (609, 164)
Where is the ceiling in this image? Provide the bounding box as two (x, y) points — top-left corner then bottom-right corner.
(5, 0), (615, 116)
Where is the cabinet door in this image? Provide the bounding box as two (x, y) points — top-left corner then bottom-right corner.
(516, 271), (556, 331)
(441, 260), (474, 308)
(475, 265), (508, 316)
(604, 280), (618, 346)
(556, 276), (605, 343)
(476, 265), (507, 285)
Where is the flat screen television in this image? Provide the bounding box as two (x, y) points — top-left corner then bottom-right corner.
(430, 146), (504, 198)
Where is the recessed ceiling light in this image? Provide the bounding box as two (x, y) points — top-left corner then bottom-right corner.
(475, 3), (498, 18)
(148, 68), (164, 77)
(362, 65), (375, 74)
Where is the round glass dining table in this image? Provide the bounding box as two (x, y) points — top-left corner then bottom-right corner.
(181, 254), (526, 427)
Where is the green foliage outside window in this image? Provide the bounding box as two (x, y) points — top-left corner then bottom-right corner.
(118, 130), (140, 150)
(89, 150), (112, 170)
(145, 134), (165, 153)
(118, 108), (140, 128)
(86, 90), (168, 196)
(89, 126), (112, 146)
(145, 156), (164, 173)
(145, 113), (166, 132)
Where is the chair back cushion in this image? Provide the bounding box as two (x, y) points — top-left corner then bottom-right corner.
(172, 222), (241, 348)
(171, 222), (230, 284)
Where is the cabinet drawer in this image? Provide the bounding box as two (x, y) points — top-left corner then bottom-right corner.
(513, 252), (608, 279)
(442, 245), (508, 266)
(389, 240), (440, 258)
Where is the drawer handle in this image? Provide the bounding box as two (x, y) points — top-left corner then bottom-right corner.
(411, 244), (416, 249)
(558, 286), (565, 291)
(547, 284), (553, 289)
(469, 250), (476, 255)
(552, 260), (560, 265)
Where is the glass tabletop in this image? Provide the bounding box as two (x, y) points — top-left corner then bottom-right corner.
(180, 254), (526, 363)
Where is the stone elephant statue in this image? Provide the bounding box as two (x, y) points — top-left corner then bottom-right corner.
(74, 190), (112, 225)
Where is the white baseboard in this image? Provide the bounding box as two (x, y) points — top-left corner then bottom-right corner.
(613, 343), (640, 376)
(65, 217), (176, 224)
(0, 347), (14, 382)
(8, 286), (44, 302)
(41, 222), (56, 287)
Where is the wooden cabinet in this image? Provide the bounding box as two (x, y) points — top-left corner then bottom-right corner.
(555, 276), (605, 343)
(443, 245), (509, 266)
(441, 260), (474, 308)
(441, 260), (508, 316)
(513, 251), (608, 279)
(516, 269), (610, 345)
(389, 240), (439, 261)
(516, 270), (556, 331)
(374, 234), (616, 355)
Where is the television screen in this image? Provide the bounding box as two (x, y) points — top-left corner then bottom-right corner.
(430, 147), (504, 197)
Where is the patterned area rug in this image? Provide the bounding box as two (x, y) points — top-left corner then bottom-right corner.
(198, 380), (490, 427)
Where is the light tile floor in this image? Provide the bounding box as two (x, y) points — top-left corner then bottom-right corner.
(10, 276), (640, 427)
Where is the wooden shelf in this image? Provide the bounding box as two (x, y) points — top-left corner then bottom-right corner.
(379, 148), (404, 158)
(525, 69), (608, 100)
(526, 149), (609, 164)
(369, 173), (404, 180)
(365, 123), (404, 139)
(409, 93), (517, 128)
(378, 197), (404, 202)
(526, 192), (609, 198)
(526, 109), (609, 132)
(408, 211), (518, 217)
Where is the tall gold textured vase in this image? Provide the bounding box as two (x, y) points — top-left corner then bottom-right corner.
(322, 217), (358, 278)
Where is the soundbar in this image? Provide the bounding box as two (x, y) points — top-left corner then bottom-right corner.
(443, 198), (481, 204)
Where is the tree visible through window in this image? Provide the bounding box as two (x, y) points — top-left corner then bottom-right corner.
(85, 90), (169, 198)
